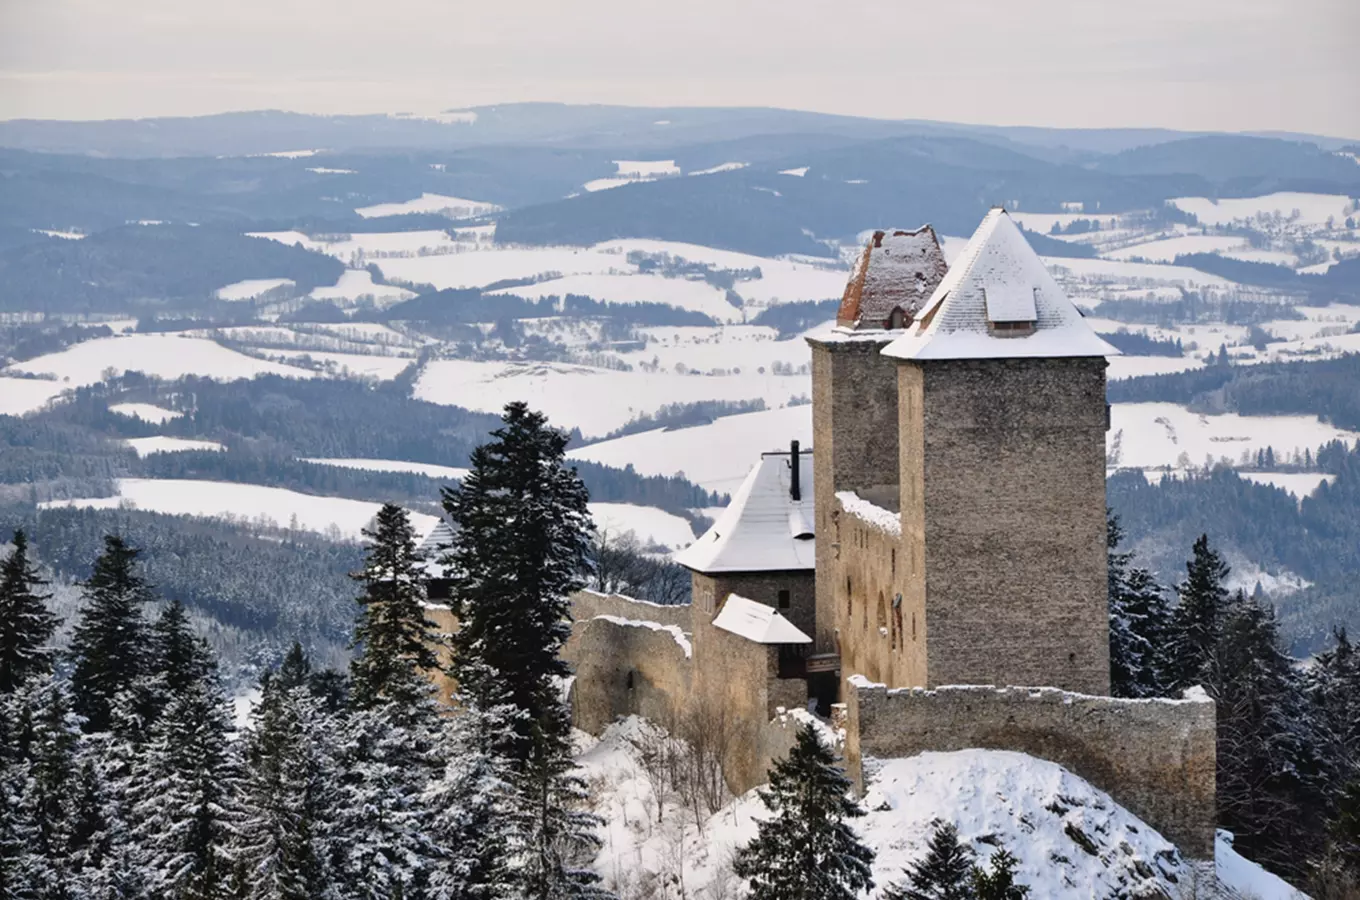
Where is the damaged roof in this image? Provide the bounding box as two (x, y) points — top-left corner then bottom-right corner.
(837, 226), (949, 330)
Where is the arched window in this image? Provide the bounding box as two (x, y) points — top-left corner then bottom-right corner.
(877, 592), (887, 635)
(845, 576), (853, 617)
(887, 307), (910, 330)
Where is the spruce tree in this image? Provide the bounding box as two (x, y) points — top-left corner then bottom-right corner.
(0, 689), (46, 899)
(1107, 512), (1172, 698)
(970, 849), (1029, 900)
(883, 822), (973, 900)
(349, 503), (440, 710)
(68, 535), (155, 733)
(1165, 534), (1233, 694)
(442, 402), (593, 762)
(276, 642), (313, 692)
(733, 723), (875, 900)
(0, 530), (57, 694)
(15, 677), (82, 898)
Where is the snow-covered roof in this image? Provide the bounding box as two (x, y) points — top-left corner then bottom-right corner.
(882, 209), (1120, 361)
(838, 226), (949, 330)
(711, 594), (812, 644)
(418, 520), (456, 577)
(672, 449), (815, 573)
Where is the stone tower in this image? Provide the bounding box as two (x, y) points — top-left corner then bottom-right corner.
(806, 227), (948, 654)
(881, 208), (1117, 695)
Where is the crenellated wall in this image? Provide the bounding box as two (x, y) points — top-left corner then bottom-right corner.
(844, 681), (1218, 859)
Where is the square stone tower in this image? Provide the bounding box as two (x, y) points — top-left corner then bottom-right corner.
(882, 208), (1117, 695)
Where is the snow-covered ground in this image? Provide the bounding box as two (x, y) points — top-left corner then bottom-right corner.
(254, 349), (414, 380)
(354, 193), (499, 220)
(40, 478), (438, 541)
(620, 325), (813, 374)
(580, 718), (1288, 899)
(1106, 355), (1205, 380)
(215, 278), (295, 301)
(569, 405), (813, 495)
(5, 334), (319, 391)
(307, 269), (416, 307)
(375, 246), (631, 292)
(491, 273), (742, 323)
(1108, 402), (1360, 470)
(108, 402), (183, 424)
(124, 436), (225, 457)
(1043, 256), (1239, 289)
(1171, 192), (1354, 229)
(301, 458), (470, 481)
(0, 377), (68, 416)
(1105, 234), (1247, 262)
(414, 359), (810, 439)
(588, 502), (694, 551)
(1238, 471), (1336, 498)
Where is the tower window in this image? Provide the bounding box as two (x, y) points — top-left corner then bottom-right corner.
(778, 589), (791, 609)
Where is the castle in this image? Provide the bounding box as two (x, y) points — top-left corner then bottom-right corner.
(431, 209), (1218, 861)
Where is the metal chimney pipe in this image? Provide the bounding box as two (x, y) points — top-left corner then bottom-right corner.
(790, 440), (801, 501)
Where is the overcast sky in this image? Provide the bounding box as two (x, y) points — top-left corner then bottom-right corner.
(1, 0), (1356, 137)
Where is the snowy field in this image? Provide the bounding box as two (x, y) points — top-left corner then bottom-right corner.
(6, 334), (319, 391)
(375, 246), (630, 291)
(1238, 471), (1337, 498)
(579, 718), (1290, 899)
(108, 402), (184, 424)
(1043, 256), (1238, 289)
(1105, 355), (1205, 380)
(491, 273), (742, 323)
(124, 437), (225, 457)
(414, 359), (810, 439)
(354, 193), (499, 220)
(307, 269), (416, 307)
(302, 458), (470, 481)
(588, 502), (694, 551)
(1171, 192), (1354, 229)
(569, 405), (814, 495)
(1105, 234), (1246, 262)
(1108, 403), (1360, 470)
(621, 324), (815, 373)
(40, 478), (438, 541)
(0, 377), (68, 417)
(215, 278), (295, 301)
(255, 349), (414, 380)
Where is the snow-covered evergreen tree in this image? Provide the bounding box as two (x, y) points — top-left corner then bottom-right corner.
(1165, 534), (1233, 694)
(883, 822), (973, 900)
(12, 677), (82, 898)
(442, 402), (593, 763)
(235, 667), (331, 900)
(0, 530), (57, 696)
(130, 664), (240, 899)
(349, 504), (439, 711)
(0, 689), (46, 900)
(68, 719), (148, 900)
(970, 849), (1029, 900)
(733, 723), (875, 900)
(1106, 512), (1172, 698)
(68, 536), (155, 734)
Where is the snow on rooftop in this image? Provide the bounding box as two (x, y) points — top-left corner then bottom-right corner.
(672, 450), (815, 573)
(838, 227), (948, 330)
(711, 594), (811, 645)
(593, 615), (693, 658)
(836, 491), (900, 537)
(883, 209), (1119, 361)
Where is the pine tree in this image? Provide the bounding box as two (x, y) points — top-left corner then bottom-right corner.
(1107, 512), (1172, 698)
(14, 677), (82, 898)
(442, 402), (594, 763)
(1215, 595), (1317, 879)
(0, 689), (46, 900)
(350, 504), (440, 711)
(235, 669), (329, 900)
(884, 822), (973, 900)
(0, 530), (57, 695)
(131, 666), (241, 899)
(68, 719), (148, 900)
(276, 642), (312, 692)
(970, 849), (1029, 900)
(69, 535), (155, 733)
(733, 723), (875, 900)
(1165, 534), (1234, 694)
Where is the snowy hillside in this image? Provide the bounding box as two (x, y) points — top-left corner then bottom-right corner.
(579, 718), (1300, 899)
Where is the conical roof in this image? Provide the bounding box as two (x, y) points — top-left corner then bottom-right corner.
(837, 226), (949, 330)
(882, 209), (1119, 361)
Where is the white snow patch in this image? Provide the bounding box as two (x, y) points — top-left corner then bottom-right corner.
(124, 436), (224, 457)
(308, 269), (416, 307)
(711, 594), (810, 644)
(301, 458), (469, 481)
(593, 615), (692, 658)
(0, 378), (68, 416)
(491, 273), (742, 323)
(215, 278), (295, 301)
(614, 160), (680, 178)
(1238, 471), (1336, 498)
(778, 167), (809, 177)
(688, 162), (748, 176)
(836, 490), (901, 536)
(1216, 831), (1309, 899)
(1106, 355), (1205, 380)
(588, 502), (695, 552)
(305, 167), (356, 175)
(1171, 192), (1354, 229)
(355, 193), (500, 220)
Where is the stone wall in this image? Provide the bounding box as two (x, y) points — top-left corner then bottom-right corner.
(423, 603), (460, 704)
(909, 357), (1111, 694)
(691, 571), (816, 640)
(570, 589), (692, 632)
(809, 336), (901, 654)
(844, 682), (1217, 859)
(569, 616), (693, 735)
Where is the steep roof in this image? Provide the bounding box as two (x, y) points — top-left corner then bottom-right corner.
(712, 594), (812, 644)
(881, 209), (1120, 361)
(672, 449), (815, 574)
(837, 226), (949, 330)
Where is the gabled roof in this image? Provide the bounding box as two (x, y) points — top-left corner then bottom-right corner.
(672, 450), (815, 574)
(712, 594), (812, 644)
(418, 519), (457, 577)
(882, 209), (1120, 361)
(837, 226), (949, 330)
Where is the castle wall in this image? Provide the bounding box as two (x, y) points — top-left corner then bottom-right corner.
(423, 603), (460, 704)
(570, 589), (693, 632)
(844, 682), (1217, 859)
(909, 357), (1111, 694)
(691, 571), (815, 640)
(568, 616), (693, 735)
(832, 499), (927, 691)
(809, 336), (900, 653)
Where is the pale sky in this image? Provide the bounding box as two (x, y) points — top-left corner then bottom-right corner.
(1, 0), (1357, 137)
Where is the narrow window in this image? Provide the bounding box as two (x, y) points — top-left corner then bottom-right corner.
(877, 592), (887, 635)
(912, 612), (917, 642)
(891, 547), (896, 575)
(778, 589), (791, 609)
(626, 670), (635, 690)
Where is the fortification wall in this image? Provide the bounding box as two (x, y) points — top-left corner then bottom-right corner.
(912, 357), (1111, 694)
(809, 336), (900, 653)
(423, 603), (460, 704)
(569, 589), (692, 632)
(569, 616), (693, 735)
(691, 572), (815, 641)
(844, 682), (1217, 859)
(833, 498), (926, 690)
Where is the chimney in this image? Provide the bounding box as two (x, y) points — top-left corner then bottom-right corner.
(790, 440), (801, 502)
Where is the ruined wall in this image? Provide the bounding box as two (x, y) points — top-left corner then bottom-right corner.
(569, 616), (693, 735)
(909, 357), (1111, 694)
(832, 499), (927, 692)
(570, 589), (692, 632)
(845, 682), (1217, 859)
(809, 336), (901, 654)
(423, 603), (460, 704)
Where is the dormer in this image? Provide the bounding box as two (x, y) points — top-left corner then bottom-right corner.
(983, 284), (1038, 337)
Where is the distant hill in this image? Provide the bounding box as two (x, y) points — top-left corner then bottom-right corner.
(1094, 135), (1360, 188)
